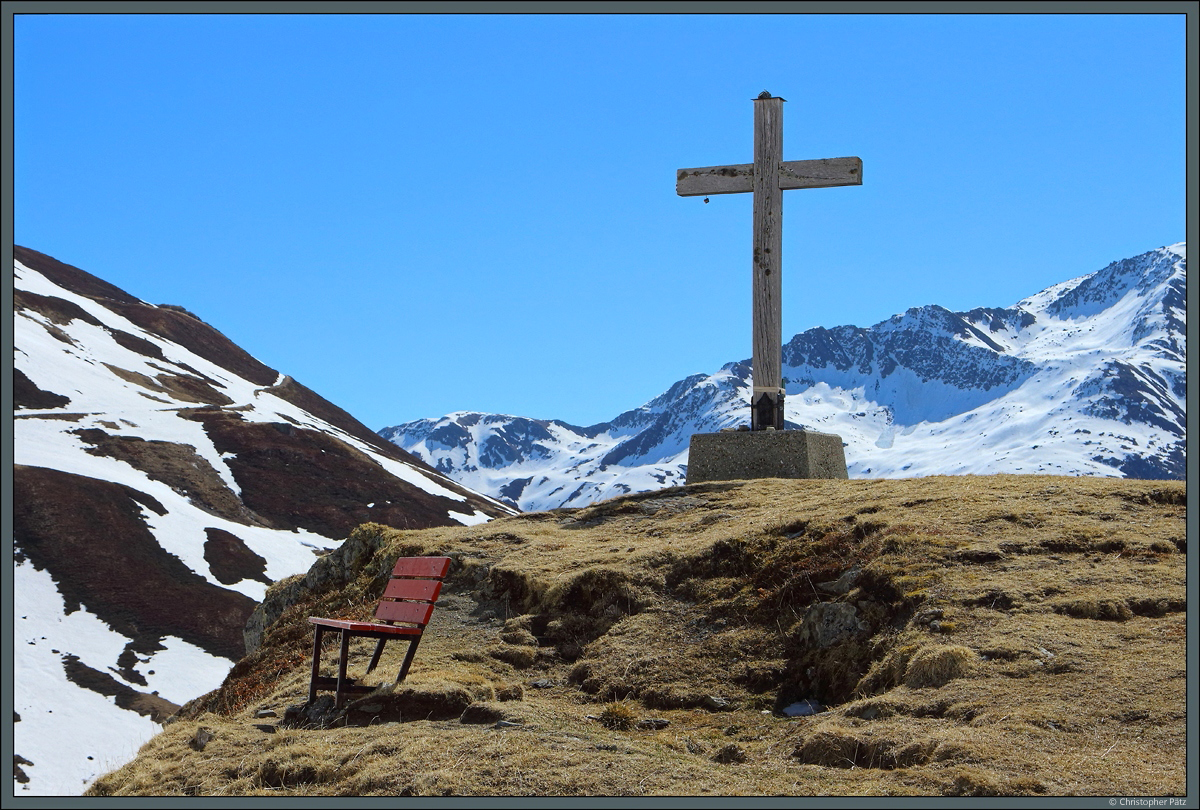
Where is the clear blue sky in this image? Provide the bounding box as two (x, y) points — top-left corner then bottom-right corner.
(14, 11), (1187, 431)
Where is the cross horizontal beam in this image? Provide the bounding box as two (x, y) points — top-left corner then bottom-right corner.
(676, 156), (862, 197)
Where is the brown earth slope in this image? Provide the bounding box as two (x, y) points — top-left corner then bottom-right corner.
(15, 246), (512, 663)
(87, 474), (1189, 797)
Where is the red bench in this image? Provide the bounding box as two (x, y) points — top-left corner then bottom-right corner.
(306, 555), (451, 708)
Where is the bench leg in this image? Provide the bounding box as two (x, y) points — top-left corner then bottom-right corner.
(335, 630), (351, 708)
(395, 637), (422, 686)
(307, 625), (325, 706)
(365, 638), (388, 675)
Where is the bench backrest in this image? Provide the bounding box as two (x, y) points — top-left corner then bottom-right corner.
(374, 556), (452, 627)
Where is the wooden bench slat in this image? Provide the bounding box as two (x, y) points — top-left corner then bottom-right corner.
(310, 676), (375, 694)
(391, 556), (452, 578)
(380, 577), (443, 603)
(309, 617), (424, 635)
(374, 599), (436, 626)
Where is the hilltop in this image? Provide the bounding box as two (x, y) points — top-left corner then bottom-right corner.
(87, 474), (1187, 797)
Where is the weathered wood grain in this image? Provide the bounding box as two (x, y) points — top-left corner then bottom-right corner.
(676, 157), (862, 196)
(752, 96), (784, 424)
(779, 156), (862, 190)
(676, 164), (754, 196)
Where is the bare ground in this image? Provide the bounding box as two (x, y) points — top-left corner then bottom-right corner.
(86, 474), (1188, 797)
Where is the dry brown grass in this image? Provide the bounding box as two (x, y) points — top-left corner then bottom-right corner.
(86, 475), (1188, 797)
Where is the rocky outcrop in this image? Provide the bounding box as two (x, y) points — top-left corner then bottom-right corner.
(243, 523), (395, 654)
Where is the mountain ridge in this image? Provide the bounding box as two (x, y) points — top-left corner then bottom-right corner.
(382, 244), (1186, 511)
(13, 246), (514, 795)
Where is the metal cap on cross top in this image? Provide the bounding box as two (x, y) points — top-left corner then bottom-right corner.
(677, 92), (862, 431)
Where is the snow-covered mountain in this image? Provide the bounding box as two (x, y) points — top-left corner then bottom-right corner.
(12, 246), (515, 796)
(382, 244), (1186, 512)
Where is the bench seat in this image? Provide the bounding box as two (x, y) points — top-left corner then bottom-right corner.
(308, 618), (424, 636)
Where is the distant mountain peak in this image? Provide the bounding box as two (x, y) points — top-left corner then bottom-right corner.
(382, 244), (1186, 511)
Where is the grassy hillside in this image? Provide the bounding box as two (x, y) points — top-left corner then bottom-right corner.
(87, 475), (1188, 797)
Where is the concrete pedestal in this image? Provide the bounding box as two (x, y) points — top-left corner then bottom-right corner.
(685, 429), (848, 484)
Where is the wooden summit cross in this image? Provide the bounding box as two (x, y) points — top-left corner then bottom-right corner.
(677, 91), (862, 431)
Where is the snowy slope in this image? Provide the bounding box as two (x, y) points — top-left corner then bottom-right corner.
(13, 247), (515, 795)
(382, 244), (1186, 511)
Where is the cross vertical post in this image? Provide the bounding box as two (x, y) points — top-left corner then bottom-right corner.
(751, 95), (785, 431)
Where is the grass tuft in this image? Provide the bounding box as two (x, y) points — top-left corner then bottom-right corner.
(904, 644), (977, 689)
(597, 700), (637, 730)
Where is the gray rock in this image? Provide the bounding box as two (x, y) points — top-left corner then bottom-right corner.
(798, 602), (868, 648)
(244, 525), (393, 654)
(914, 608), (945, 625)
(189, 727), (214, 751)
(816, 565), (862, 595)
